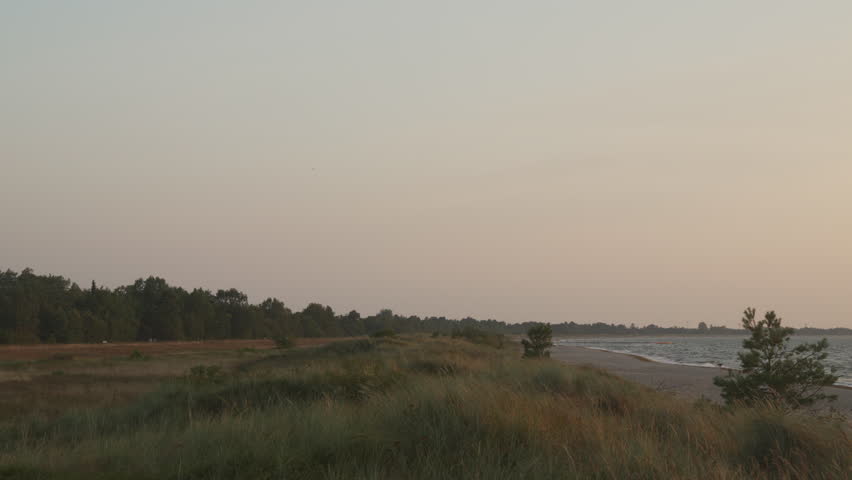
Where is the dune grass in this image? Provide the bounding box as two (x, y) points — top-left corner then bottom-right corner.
(0, 336), (849, 479)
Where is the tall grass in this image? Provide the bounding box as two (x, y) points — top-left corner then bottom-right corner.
(0, 336), (848, 479)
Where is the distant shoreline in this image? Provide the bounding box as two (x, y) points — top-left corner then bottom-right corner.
(570, 345), (852, 391)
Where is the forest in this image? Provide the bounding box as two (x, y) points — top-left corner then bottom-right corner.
(1, 268), (849, 344)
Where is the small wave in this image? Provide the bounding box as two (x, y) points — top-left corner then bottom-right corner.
(835, 378), (852, 388)
(581, 347), (727, 369)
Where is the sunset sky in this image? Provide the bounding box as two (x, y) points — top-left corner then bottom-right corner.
(2, 2), (851, 328)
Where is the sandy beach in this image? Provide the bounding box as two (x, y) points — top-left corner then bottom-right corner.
(552, 345), (852, 413)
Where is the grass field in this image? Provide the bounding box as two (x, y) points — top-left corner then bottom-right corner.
(0, 335), (849, 479)
(0, 338), (336, 421)
(0, 338), (349, 362)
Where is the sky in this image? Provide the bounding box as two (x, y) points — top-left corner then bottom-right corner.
(2, 1), (851, 328)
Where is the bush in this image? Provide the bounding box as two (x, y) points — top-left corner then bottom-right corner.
(128, 350), (149, 361)
(450, 327), (504, 348)
(408, 359), (462, 376)
(522, 323), (553, 358)
(187, 365), (226, 385)
(714, 308), (838, 409)
(370, 329), (396, 338)
(274, 336), (294, 349)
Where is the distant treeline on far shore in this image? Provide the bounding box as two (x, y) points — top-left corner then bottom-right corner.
(1, 268), (850, 344)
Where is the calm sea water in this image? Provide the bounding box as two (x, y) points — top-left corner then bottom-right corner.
(555, 335), (852, 387)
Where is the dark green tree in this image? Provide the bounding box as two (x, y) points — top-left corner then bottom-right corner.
(65, 310), (84, 343)
(299, 303), (336, 337)
(136, 283), (184, 341)
(215, 288), (248, 307)
(522, 323), (553, 358)
(713, 308), (838, 409)
(341, 310), (365, 336)
(216, 288), (251, 338)
(260, 297), (295, 337)
(206, 309), (232, 339)
(183, 289), (215, 340)
(299, 314), (324, 337)
(81, 311), (108, 342)
(37, 306), (68, 343)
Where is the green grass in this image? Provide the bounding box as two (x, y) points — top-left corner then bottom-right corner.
(0, 336), (848, 479)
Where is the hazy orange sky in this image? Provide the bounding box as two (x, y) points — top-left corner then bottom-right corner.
(2, 2), (851, 328)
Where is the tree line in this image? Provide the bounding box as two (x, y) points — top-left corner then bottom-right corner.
(1, 268), (849, 344)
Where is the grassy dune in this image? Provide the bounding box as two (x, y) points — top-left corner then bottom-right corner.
(0, 336), (849, 479)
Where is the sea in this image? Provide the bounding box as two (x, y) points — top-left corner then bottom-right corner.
(555, 335), (852, 388)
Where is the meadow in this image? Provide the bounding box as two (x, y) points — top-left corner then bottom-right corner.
(0, 335), (849, 479)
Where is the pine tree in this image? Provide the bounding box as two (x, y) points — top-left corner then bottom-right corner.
(714, 308), (838, 409)
(522, 323), (553, 358)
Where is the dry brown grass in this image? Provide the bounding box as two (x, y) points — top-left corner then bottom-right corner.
(0, 351), (240, 421)
(0, 337), (348, 421)
(0, 337), (342, 361)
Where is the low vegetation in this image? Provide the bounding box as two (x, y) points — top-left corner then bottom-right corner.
(273, 336), (294, 349)
(0, 336), (848, 479)
(449, 326), (505, 348)
(369, 329), (397, 338)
